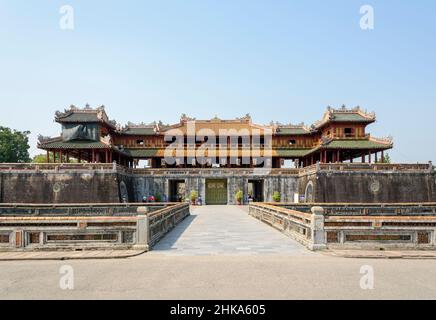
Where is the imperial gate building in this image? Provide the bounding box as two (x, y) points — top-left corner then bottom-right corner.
(29, 105), (418, 205)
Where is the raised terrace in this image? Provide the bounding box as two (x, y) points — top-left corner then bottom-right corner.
(0, 162), (435, 204)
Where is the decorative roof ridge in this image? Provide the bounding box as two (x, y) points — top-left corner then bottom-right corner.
(55, 104), (117, 128)
(277, 124), (306, 128)
(180, 114), (196, 123)
(272, 121), (311, 134)
(124, 121), (157, 129)
(369, 135), (394, 145)
(328, 105), (376, 120)
(100, 135), (112, 146)
(312, 105), (376, 129)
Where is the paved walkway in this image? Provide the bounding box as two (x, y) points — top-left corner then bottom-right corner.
(151, 205), (310, 256)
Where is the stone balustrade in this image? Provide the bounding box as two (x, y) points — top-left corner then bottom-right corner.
(0, 202), (190, 252)
(0, 162), (431, 175)
(249, 202), (436, 250)
(248, 203), (326, 250)
(273, 203), (436, 216)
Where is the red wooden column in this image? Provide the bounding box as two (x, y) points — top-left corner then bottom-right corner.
(92, 149), (95, 163)
(375, 152), (378, 163)
(381, 150), (385, 163)
(59, 150), (63, 163)
(46, 151), (50, 163)
(368, 150), (372, 163)
(337, 150), (340, 163)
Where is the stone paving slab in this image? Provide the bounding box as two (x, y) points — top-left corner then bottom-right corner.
(0, 249), (145, 261)
(325, 249), (436, 259)
(151, 205), (311, 256)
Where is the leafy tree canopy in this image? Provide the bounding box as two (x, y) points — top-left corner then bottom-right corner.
(0, 126), (31, 163)
(32, 153), (79, 163)
(383, 153), (392, 164)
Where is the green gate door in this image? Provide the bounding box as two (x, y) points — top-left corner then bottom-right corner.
(205, 179), (228, 205)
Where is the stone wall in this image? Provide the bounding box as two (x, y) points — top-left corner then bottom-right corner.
(1, 164), (435, 204)
(299, 170), (436, 203)
(0, 170), (121, 204)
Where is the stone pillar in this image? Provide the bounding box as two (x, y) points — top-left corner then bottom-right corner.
(135, 207), (150, 251)
(309, 206), (326, 251)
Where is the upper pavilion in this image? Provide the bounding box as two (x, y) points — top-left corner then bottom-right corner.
(38, 104), (393, 168)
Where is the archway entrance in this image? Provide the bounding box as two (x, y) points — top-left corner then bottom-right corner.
(304, 181), (314, 203)
(248, 180), (264, 202)
(169, 180), (186, 202)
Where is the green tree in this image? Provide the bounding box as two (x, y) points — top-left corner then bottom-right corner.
(32, 154), (51, 163)
(32, 153), (78, 163)
(383, 153), (391, 164)
(0, 126), (31, 163)
(378, 153), (391, 164)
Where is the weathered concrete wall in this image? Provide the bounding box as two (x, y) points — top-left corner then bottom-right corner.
(299, 171), (436, 203)
(0, 171), (121, 204)
(263, 176), (299, 203)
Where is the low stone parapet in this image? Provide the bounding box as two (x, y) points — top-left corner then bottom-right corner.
(248, 203), (326, 250)
(249, 203), (436, 250)
(0, 203), (190, 252)
(324, 215), (436, 249)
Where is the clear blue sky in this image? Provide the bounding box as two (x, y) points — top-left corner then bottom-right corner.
(0, 0), (435, 162)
